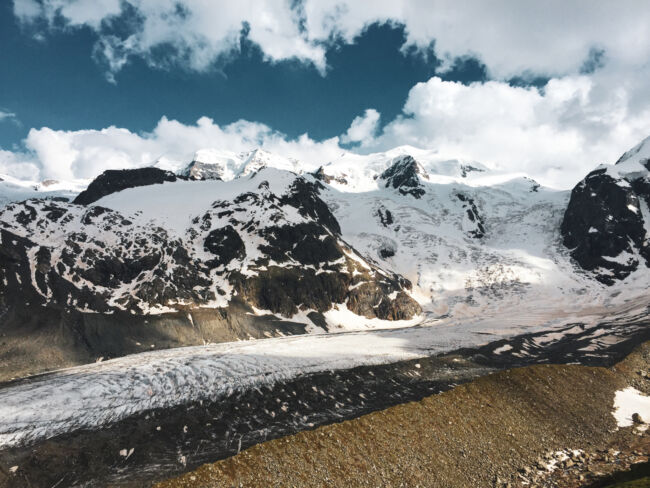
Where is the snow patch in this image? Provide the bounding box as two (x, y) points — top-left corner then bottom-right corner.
(612, 387), (650, 428)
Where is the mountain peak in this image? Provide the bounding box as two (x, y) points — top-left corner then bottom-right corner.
(180, 159), (224, 181)
(614, 136), (650, 175)
(379, 155), (428, 198)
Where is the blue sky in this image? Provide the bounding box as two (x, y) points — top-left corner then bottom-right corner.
(2, 1), (650, 188)
(0, 3), (489, 149)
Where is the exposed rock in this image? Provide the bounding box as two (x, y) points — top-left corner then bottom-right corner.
(379, 247), (395, 259)
(179, 160), (224, 181)
(460, 164), (485, 178)
(379, 155), (428, 198)
(456, 193), (486, 238)
(312, 166), (348, 185)
(203, 225), (245, 267)
(73, 167), (178, 205)
(376, 207), (393, 227)
(561, 167), (649, 284)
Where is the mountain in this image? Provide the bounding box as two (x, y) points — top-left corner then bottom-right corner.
(561, 137), (650, 284)
(72, 167), (179, 205)
(0, 168), (420, 378)
(179, 148), (300, 181)
(0, 173), (83, 207)
(1, 141), (649, 378)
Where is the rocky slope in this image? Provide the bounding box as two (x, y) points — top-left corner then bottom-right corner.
(73, 168), (179, 205)
(156, 342), (650, 488)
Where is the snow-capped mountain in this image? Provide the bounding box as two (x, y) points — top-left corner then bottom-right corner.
(0, 173), (84, 207)
(561, 136), (650, 284)
(1, 140), (649, 377)
(180, 148), (301, 181)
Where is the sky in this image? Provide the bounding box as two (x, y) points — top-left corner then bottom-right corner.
(1, 0), (650, 188)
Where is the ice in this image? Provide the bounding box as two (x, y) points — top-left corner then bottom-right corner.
(0, 295), (646, 449)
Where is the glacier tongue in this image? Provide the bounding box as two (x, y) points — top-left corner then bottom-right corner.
(1, 294), (645, 450)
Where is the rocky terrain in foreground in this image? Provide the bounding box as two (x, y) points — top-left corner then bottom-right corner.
(157, 342), (650, 488)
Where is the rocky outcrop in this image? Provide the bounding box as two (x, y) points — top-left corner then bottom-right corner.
(456, 193), (486, 238)
(460, 164), (485, 178)
(73, 167), (178, 205)
(379, 155), (428, 198)
(3, 176), (419, 318)
(312, 166), (348, 185)
(561, 166), (650, 285)
(180, 160), (224, 181)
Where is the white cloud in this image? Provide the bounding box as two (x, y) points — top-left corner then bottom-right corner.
(0, 149), (40, 180)
(15, 0), (328, 77)
(359, 71), (650, 187)
(10, 116), (342, 181)
(13, 0), (650, 80)
(4, 70), (650, 189)
(7, 1), (650, 189)
(341, 109), (380, 145)
(0, 111), (17, 123)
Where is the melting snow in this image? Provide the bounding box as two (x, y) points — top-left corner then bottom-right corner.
(612, 387), (650, 428)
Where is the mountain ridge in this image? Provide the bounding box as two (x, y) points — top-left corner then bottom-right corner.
(1, 140), (649, 378)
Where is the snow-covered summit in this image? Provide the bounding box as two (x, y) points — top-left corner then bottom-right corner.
(181, 148), (301, 181)
(616, 135), (650, 168)
(0, 173), (85, 207)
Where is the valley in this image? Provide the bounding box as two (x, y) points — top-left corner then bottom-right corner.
(1, 140), (649, 487)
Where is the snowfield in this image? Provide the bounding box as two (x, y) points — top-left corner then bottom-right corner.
(0, 173), (84, 207)
(56, 145), (650, 330)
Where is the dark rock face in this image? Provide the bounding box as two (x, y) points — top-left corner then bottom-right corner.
(73, 167), (177, 205)
(379, 247), (395, 259)
(0, 199), (215, 314)
(180, 160), (224, 181)
(376, 207), (393, 227)
(204, 225), (245, 267)
(192, 177), (417, 320)
(380, 156), (428, 198)
(561, 168), (650, 284)
(456, 193), (486, 239)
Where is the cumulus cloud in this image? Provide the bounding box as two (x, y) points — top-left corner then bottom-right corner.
(341, 109), (380, 145)
(359, 71), (650, 187)
(0, 149), (40, 180)
(7, 1), (650, 188)
(5, 69), (650, 189)
(13, 0), (650, 80)
(9, 116), (342, 181)
(15, 0), (328, 79)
